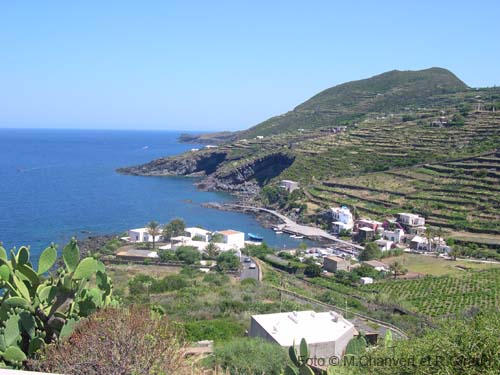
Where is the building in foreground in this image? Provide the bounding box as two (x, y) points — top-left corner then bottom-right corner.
(249, 310), (355, 358)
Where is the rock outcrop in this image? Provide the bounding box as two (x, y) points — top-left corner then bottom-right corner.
(118, 150), (295, 197)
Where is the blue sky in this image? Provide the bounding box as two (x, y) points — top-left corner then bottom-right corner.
(1, 1), (499, 131)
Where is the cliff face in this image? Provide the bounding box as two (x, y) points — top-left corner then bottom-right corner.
(118, 150), (295, 196)
(198, 153), (295, 194)
(117, 151), (228, 176)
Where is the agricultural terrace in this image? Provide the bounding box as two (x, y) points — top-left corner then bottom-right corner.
(363, 268), (500, 317)
(307, 140), (500, 244)
(380, 253), (500, 276)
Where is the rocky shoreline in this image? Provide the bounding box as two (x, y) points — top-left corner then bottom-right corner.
(77, 234), (117, 257)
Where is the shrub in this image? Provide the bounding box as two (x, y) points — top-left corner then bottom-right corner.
(216, 251), (240, 272)
(213, 337), (288, 375)
(175, 246), (201, 264)
(183, 319), (245, 342)
(30, 306), (195, 375)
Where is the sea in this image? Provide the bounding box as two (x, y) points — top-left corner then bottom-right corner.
(0, 128), (309, 259)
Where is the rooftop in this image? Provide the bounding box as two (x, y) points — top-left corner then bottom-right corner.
(325, 255), (348, 263)
(252, 310), (354, 346)
(218, 230), (243, 236)
(116, 249), (159, 258)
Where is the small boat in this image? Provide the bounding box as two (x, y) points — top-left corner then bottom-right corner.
(248, 233), (264, 241)
(275, 231), (283, 234)
(290, 235), (304, 239)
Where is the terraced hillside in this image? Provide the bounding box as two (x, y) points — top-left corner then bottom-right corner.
(363, 269), (500, 317)
(304, 113), (500, 243)
(120, 68), (500, 244)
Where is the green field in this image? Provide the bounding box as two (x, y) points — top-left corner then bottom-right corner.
(364, 268), (500, 317)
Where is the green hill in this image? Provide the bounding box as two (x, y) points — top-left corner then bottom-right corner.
(241, 67), (468, 138)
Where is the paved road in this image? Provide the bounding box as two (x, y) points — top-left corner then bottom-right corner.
(240, 257), (259, 280)
(226, 204), (363, 252)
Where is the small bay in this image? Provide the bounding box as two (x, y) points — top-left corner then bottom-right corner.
(0, 128), (306, 257)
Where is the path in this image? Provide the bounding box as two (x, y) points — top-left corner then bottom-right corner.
(225, 204), (363, 252)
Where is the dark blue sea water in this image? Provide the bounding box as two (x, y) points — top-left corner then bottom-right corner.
(0, 129), (306, 258)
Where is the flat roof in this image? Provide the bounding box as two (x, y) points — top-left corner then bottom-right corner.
(325, 255), (347, 263)
(252, 310), (354, 346)
(116, 249), (159, 258)
(185, 227), (211, 235)
(218, 230), (243, 235)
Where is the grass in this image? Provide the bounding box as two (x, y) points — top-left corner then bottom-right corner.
(380, 253), (500, 277)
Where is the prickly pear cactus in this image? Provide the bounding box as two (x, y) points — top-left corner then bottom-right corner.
(0, 239), (117, 368)
(285, 338), (315, 375)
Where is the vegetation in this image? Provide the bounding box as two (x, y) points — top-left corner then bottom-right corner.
(146, 220), (161, 249)
(242, 67), (467, 137)
(162, 218), (186, 240)
(212, 337), (288, 375)
(359, 242), (382, 261)
(216, 251), (240, 272)
(364, 268), (500, 317)
(359, 311), (500, 375)
(30, 306), (195, 375)
(0, 240), (116, 368)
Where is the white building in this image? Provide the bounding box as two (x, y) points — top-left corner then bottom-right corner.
(216, 230), (245, 249)
(331, 206), (354, 234)
(280, 180), (299, 193)
(375, 239), (394, 252)
(185, 227), (212, 242)
(398, 213), (425, 227)
(127, 228), (162, 243)
(383, 228), (404, 243)
(360, 277), (374, 285)
(249, 311), (355, 359)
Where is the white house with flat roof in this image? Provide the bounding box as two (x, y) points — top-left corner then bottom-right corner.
(216, 230), (245, 249)
(280, 180), (299, 193)
(398, 213), (425, 227)
(127, 228), (162, 243)
(383, 228), (404, 243)
(185, 227), (212, 242)
(249, 310), (355, 359)
(331, 206), (354, 233)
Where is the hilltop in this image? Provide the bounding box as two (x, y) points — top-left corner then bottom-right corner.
(119, 67), (500, 246)
(240, 67), (468, 138)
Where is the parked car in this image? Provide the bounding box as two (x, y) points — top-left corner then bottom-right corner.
(249, 263), (256, 269)
(244, 257), (252, 263)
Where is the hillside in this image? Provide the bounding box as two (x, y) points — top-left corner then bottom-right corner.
(119, 68), (500, 245)
(240, 67), (468, 138)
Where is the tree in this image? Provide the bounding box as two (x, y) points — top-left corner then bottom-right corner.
(359, 242), (382, 261)
(175, 246), (201, 265)
(147, 221), (161, 249)
(205, 242), (220, 259)
(211, 233), (224, 243)
(389, 261), (406, 279)
(216, 251), (240, 272)
(424, 227), (434, 253)
(304, 263), (322, 277)
(162, 218), (186, 241)
(448, 246), (462, 261)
